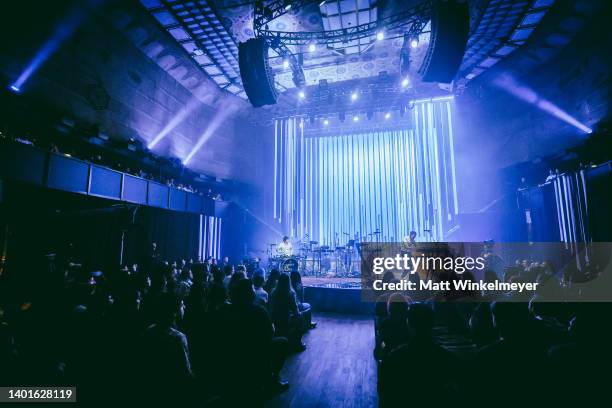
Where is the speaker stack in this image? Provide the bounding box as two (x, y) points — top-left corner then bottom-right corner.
(419, 0), (470, 83)
(238, 38), (278, 107)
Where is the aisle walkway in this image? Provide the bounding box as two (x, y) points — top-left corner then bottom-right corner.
(266, 314), (378, 408)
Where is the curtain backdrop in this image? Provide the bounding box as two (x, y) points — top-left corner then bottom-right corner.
(273, 99), (459, 244)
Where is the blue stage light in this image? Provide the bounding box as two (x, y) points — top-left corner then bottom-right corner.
(11, 0), (97, 93)
(9, 85), (20, 93)
(493, 73), (592, 134)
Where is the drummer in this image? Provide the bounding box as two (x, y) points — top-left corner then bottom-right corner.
(277, 235), (293, 256)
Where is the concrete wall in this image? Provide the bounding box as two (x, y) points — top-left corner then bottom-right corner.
(0, 0), (258, 184)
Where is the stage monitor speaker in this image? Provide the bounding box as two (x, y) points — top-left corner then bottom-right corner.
(419, 0), (470, 83)
(239, 38), (278, 107)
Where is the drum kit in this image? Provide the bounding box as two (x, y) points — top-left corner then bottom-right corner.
(266, 230), (383, 277)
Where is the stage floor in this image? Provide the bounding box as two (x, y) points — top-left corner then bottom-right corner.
(302, 277), (369, 314)
(302, 277), (361, 289)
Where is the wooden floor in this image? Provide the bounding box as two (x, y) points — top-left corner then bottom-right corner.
(266, 314), (378, 408)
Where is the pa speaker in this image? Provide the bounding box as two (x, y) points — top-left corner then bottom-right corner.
(419, 0), (470, 83)
(239, 38), (278, 107)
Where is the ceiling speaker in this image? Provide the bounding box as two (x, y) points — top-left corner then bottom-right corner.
(419, 0), (470, 83)
(238, 38), (278, 107)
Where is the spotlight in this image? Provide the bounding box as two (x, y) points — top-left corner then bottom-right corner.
(308, 43), (316, 52)
(319, 1), (326, 6)
(283, 59), (289, 69)
(9, 84), (20, 93)
(351, 92), (358, 101)
(385, 112), (391, 119)
(284, 2), (292, 11)
(353, 115), (359, 122)
(323, 119), (329, 125)
(401, 77), (409, 87)
(410, 38), (419, 48)
(493, 73), (593, 134)
(298, 90), (305, 99)
(376, 31), (384, 41)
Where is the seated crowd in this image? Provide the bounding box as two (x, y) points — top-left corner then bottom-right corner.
(0, 248), (315, 406)
(374, 259), (611, 406)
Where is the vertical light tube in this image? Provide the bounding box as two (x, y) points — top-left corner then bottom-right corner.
(274, 120), (278, 219)
(278, 120), (284, 224)
(198, 214), (203, 261)
(209, 217), (214, 258)
(217, 218), (222, 260)
(446, 101), (459, 216)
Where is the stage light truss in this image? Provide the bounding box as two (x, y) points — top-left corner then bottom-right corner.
(254, 0), (431, 88)
(255, 76), (453, 124)
(254, 0), (432, 46)
(273, 42), (306, 87)
(253, 0), (320, 32)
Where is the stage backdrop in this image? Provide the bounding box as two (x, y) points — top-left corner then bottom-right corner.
(273, 99), (459, 245)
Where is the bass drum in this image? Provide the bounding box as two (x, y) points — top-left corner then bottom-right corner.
(281, 257), (299, 274)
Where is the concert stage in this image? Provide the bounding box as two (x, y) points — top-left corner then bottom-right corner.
(302, 277), (372, 315)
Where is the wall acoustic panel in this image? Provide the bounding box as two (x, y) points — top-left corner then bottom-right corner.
(148, 181), (169, 208)
(89, 165), (122, 199)
(47, 154), (89, 194)
(186, 192), (202, 213)
(0, 143), (46, 185)
(123, 174), (148, 204)
(214, 200), (230, 218)
(201, 197), (215, 216)
(169, 188), (187, 211)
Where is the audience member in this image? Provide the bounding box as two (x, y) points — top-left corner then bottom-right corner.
(378, 303), (458, 406)
(253, 274), (268, 307)
(269, 273), (305, 351)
